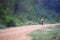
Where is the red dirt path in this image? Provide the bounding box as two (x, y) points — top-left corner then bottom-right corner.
(0, 24), (60, 40)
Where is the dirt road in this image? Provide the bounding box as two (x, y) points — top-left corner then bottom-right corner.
(0, 24), (60, 40)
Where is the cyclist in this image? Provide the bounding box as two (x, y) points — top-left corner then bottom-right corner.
(40, 18), (44, 25)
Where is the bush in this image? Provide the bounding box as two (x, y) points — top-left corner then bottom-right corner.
(0, 23), (6, 29)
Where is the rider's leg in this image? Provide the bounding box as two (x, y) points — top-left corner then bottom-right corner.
(42, 21), (43, 25)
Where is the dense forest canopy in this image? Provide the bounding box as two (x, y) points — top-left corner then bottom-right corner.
(0, 0), (60, 28)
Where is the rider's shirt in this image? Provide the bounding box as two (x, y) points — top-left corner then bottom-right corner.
(40, 18), (44, 22)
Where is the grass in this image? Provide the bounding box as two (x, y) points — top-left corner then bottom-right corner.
(28, 25), (60, 40)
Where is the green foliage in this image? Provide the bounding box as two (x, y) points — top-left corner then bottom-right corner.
(0, 0), (60, 29)
(0, 23), (6, 29)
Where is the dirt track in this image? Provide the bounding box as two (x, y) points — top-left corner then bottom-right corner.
(0, 24), (60, 40)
